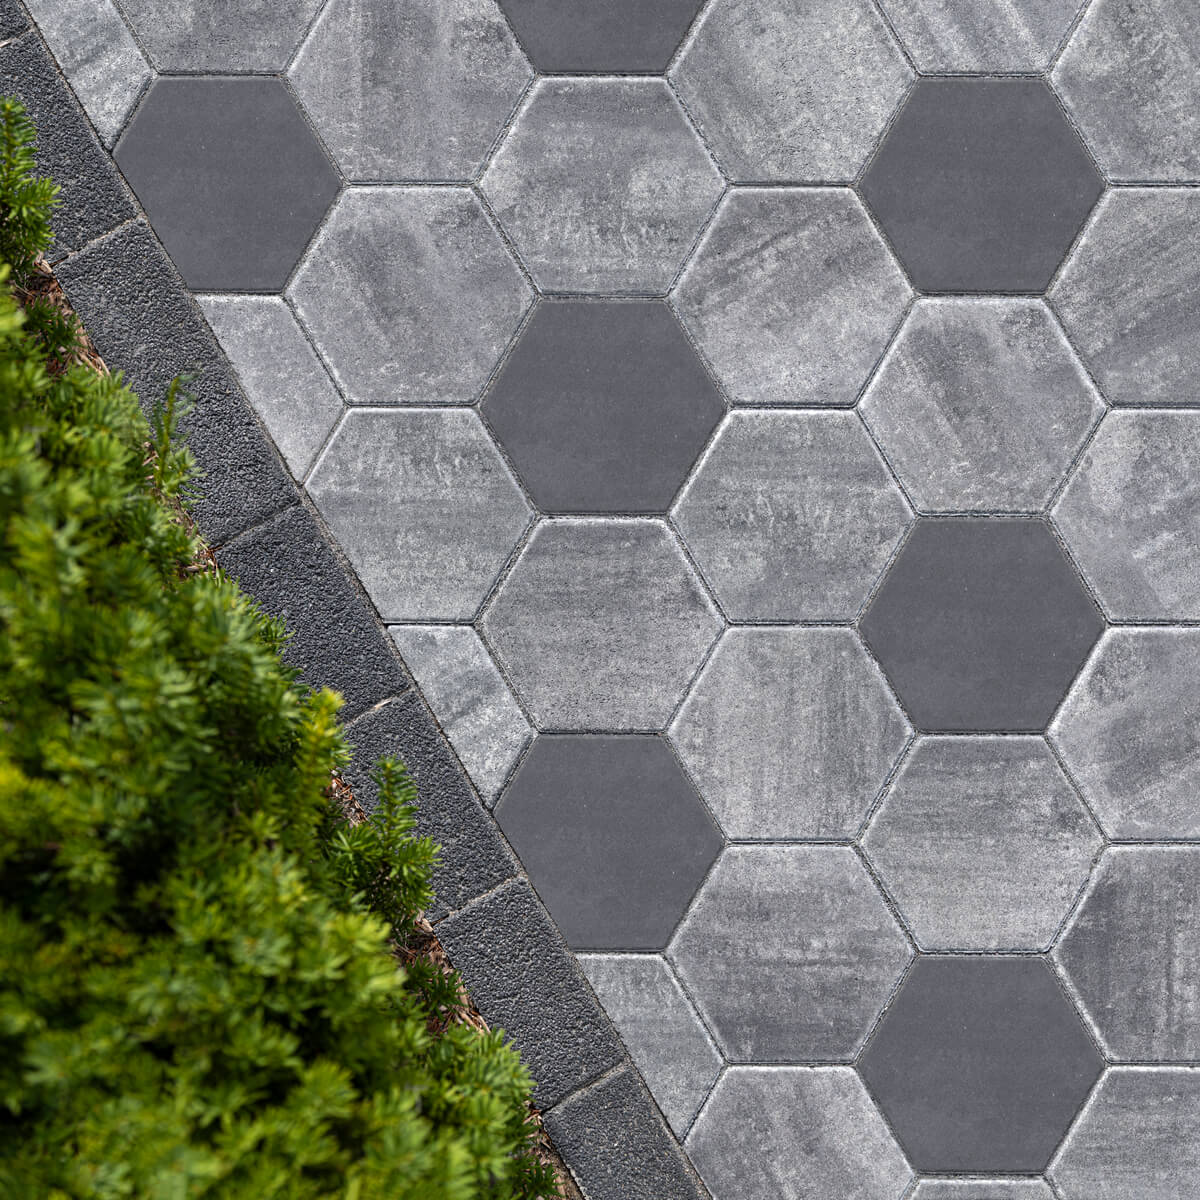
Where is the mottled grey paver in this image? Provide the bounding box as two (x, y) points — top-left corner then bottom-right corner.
(911, 1182), (1054, 1200)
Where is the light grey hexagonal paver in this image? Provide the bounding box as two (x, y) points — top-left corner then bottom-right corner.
(1053, 411), (1200, 621)
(673, 189), (911, 406)
(687, 1068), (913, 1200)
(289, 0), (531, 181)
(912, 1182), (1054, 1200)
(673, 411), (911, 621)
(481, 519), (722, 731)
(289, 188), (531, 406)
(307, 409), (531, 622)
(578, 954), (722, 1138)
(863, 737), (1100, 951)
(1051, 1067), (1200, 1200)
(671, 0), (912, 183)
(670, 845), (912, 1062)
(670, 628), (910, 840)
(480, 78), (723, 293)
(1050, 629), (1200, 840)
(860, 299), (1103, 514)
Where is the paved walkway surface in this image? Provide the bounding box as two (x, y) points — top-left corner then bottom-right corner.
(17, 1), (1200, 1196)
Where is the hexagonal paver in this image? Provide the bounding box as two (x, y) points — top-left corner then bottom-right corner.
(860, 299), (1103, 513)
(1051, 1068), (1200, 1200)
(859, 957), (1103, 1173)
(114, 77), (338, 291)
(289, 188), (531, 405)
(1054, 847), (1200, 1060)
(481, 300), (723, 514)
(1053, 411), (1200, 620)
(1054, 0), (1200, 181)
(481, 78), (722, 293)
(1050, 190), (1200, 408)
(860, 518), (1104, 732)
(1050, 630), (1200, 840)
(495, 735), (721, 950)
(481, 519), (722, 730)
(863, 737), (1100, 951)
(912, 1182), (1054, 1200)
(670, 0), (912, 183)
(673, 411), (911, 621)
(859, 77), (1103, 293)
(307, 409), (531, 621)
(670, 845), (912, 1062)
(670, 628), (910, 840)
(673, 188), (911, 407)
(687, 1068), (913, 1200)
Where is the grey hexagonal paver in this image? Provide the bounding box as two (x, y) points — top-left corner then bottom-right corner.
(673, 188), (911, 407)
(863, 737), (1100, 951)
(687, 1068), (913, 1200)
(860, 300), (1103, 514)
(307, 409), (531, 621)
(673, 411), (911, 622)
(289, 188), (531, 406)
(481, 519), (722, 731)
(481, 78), (723, 293)
(670, 628), (910, 840)
(670, 0), (912, 183)
(912, 1182), (1054, 1200)
(670, 845), (912, 1062)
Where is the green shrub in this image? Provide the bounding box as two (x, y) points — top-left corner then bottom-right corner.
(0, 98), (556, 1199)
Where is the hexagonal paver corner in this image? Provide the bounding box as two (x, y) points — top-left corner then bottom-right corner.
(670, 0), (912, 182)
(1054, 846), (1200, 1061)
(672, 188), (911, 407)
(673, 411), (911, 621)
(480, 77), (723, 293)
(481, 299), (723, 514)
(860, 518), (1104, 732)
(687, 1068), (913, 1200)
(859, 956), (1103, 1174)
(307, 409), (531, 621)
(859, 77), (1103, 293)
(288, 188), (531, 405)
(860, 299), (1103, 513)
(480, 519), (722, 730)
(669, 845), (912, 1062)
(670, 627), (910, 840)
(863, 737), (1100, 951)
(114, 77), (339, 291)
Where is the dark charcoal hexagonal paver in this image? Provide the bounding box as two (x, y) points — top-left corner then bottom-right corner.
(860, 518), (1103, 733)
(116, 77), (339, 291)
(482, 300), (723, 514)
(859, 77), (1103, 293)
(859, 956), (1104, 1173)
(495, 735), (721, 951)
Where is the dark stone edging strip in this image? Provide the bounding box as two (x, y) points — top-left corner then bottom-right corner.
(5, 10), (708, 1196)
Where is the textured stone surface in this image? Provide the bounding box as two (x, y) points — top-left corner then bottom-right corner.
(289, 188), (531, 406)
(673, 188), (910, 407)
(481, 300), (723, 514)
(0, 0), (26, 38)
(1054, 847), (1200, 1060)
(289, 0), (530, 182)
(670, 846), (911, 1062)
(579, 955), (721, 1136)
(307, 409), (531, 621)
(860, 300), (1103, 513)
(860, 957), (1103, 1173)
(864, 737), (1100, 950)
(671, 0), (911, 183)
(861, 518), (1104, 732)
(1053, 411), (1200, 620)
(687, 1068), (912, 1200)
(674, 411), (911, 621)
(911, 1183), (1054, 1200)
(481, 78), (722, 293)
(670, 628), (910, 840)
(860, 77), (1103, 293)
(481, 520), (721, 731)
